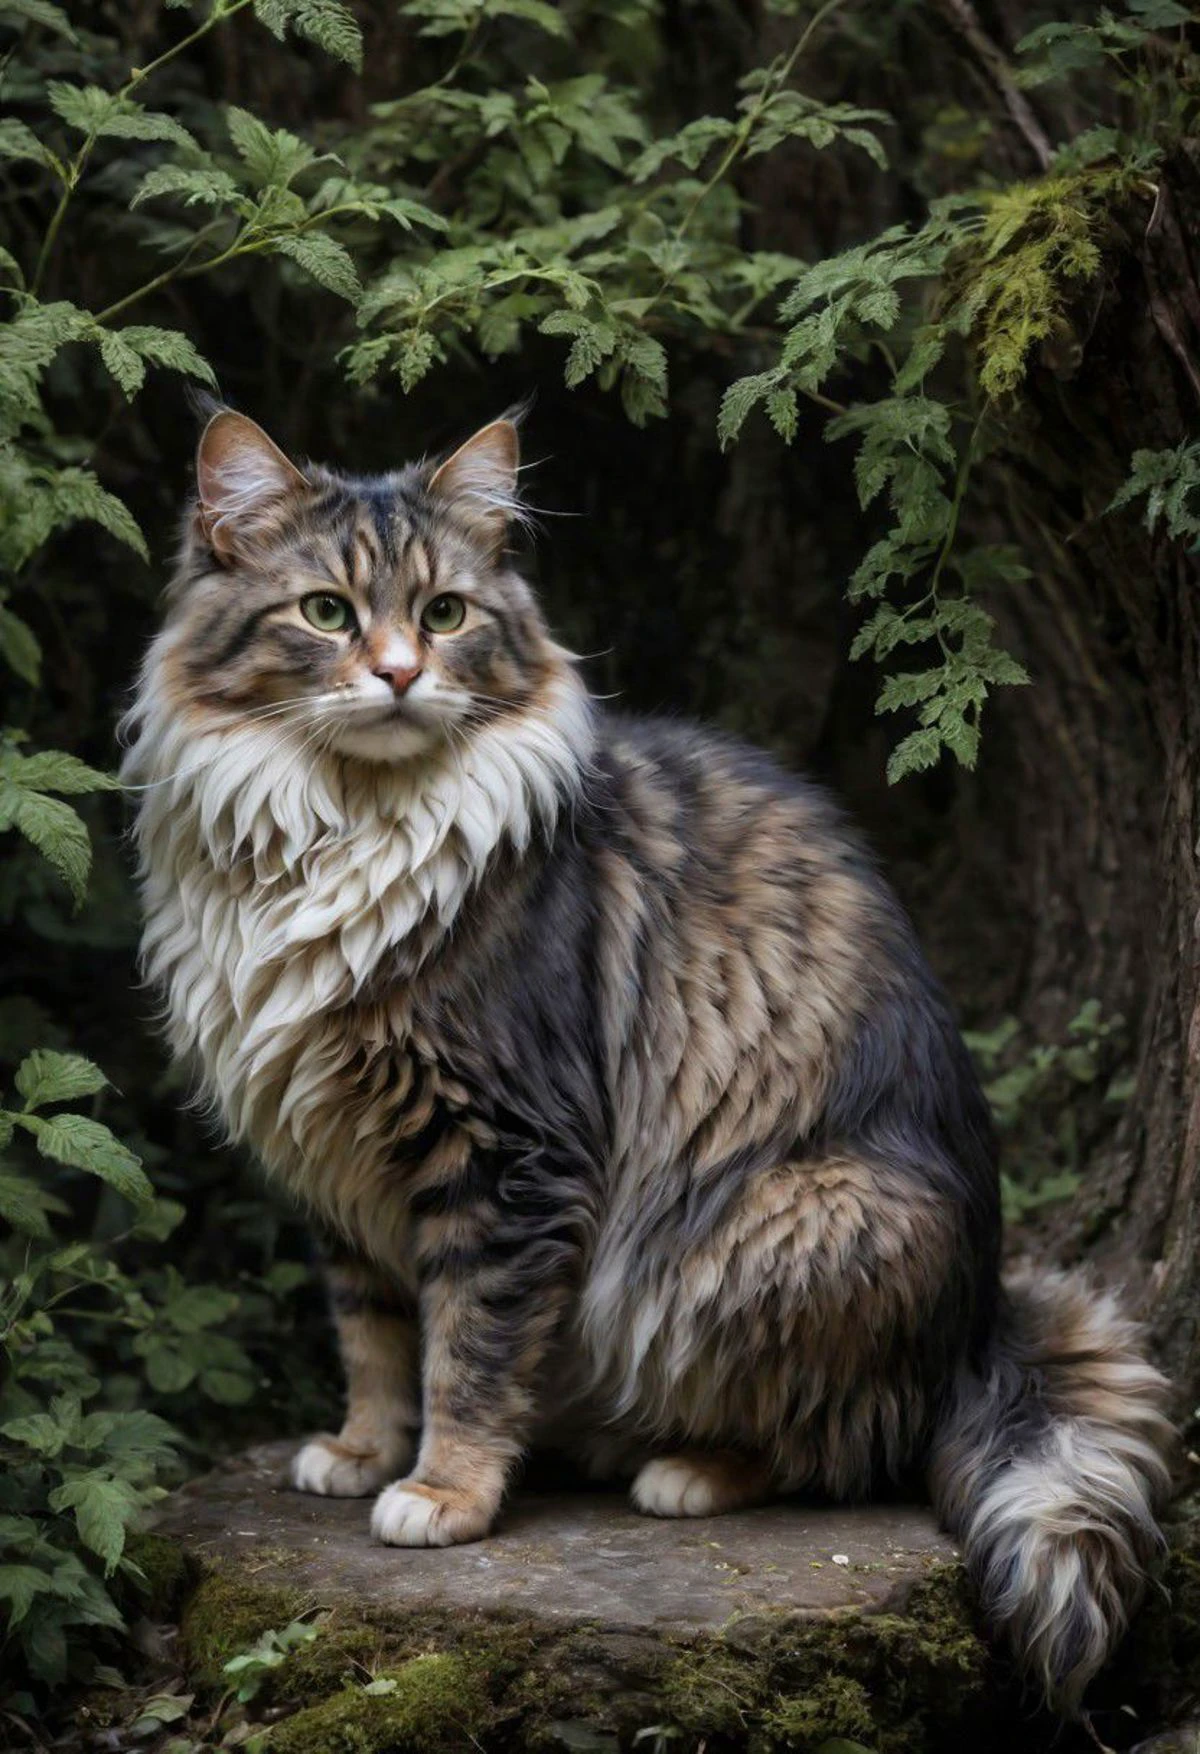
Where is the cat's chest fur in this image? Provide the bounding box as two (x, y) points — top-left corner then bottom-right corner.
(127, 667), (589, 1261)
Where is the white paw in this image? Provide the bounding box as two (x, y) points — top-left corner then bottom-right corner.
(371, 1483), (454, 1547)
(370, 1480), (492, 1547)
(291, 1434), (409, 1498)
(631, 1456), (722, 1518)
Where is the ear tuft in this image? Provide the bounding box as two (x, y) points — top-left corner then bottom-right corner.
(196, 410), (308, 564)
(428, 419), (522, 552)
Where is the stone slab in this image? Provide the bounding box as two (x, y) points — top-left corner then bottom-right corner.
(155, 1441), (959, 1631)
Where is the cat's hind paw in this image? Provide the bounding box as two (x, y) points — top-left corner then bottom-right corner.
(370, 1479), (494, 1547)
(631, 1452), (772, 1518)
(291, 1433), (410, 1498)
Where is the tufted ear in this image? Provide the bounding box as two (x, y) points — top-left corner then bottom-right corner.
(428, 419), (521, 554)
(195, 410), (309, 565)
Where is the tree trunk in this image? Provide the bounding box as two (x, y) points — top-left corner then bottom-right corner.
(998, 147), (1200, 1395)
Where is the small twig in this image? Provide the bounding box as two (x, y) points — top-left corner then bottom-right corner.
(932, 0), (1053, 173)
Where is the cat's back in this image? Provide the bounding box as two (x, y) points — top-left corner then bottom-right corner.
(590, 710), (897, 1003)
(583, 709), (993, 1203)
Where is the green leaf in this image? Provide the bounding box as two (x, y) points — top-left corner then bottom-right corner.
(130, 1197), (187, 1242)
(200, 1367), (257, 1405)
(0, 1167), (65, 1238)
(253, 0), (364, 65)
(0, 783), (91, 900)
(539, 309), (618, 388)
(0, 117), (64, 178)
(1, 1410), (65, 1456)
(0, 1566), (55, 1626)
(49, 1475), (141, 1574)
(135, 1336), (196, 1394)
(0, 603), (40, 684)
(227, 107), (316, 189)
(15, 1038), (106, 1108)
(0, 0), (78, 39)
(93, 108), (199, 152)
(1110, 441), (1200, 543)
(132, 163), (242, 210)
(16, 1112), (153, 1205)
(272, 231), (361, 303)
(164, 1284), (239, 1333)
(15, 1049), (108, 1111)
(6, 749), (121, 795)
(630, 116), (737, 181)
(48, 84), (198, 152)
(886, 726), (945, 783)
(99, 326), (216, 398)
(98, 329), (148, 397)
(718, 369), (786, 448)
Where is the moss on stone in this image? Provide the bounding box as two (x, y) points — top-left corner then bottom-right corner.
(172, 1554), (1001, 1752)
(658, 1642), (765, 1736)
(180, 1570), (308, 1692)
(760, 1672), (875, 1747)
(653, 1565), (994, 1754)
(266, 1652), (494, 1754)
(118, 1531), (196, 1620)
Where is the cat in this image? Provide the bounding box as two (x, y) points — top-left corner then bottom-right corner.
(122, 404), (1173, 1716)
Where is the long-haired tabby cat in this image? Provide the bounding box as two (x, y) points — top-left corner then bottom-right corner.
(124, 405), (1172, 1715)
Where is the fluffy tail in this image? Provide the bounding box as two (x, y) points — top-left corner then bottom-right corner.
(929, 1267), (1174, 1714)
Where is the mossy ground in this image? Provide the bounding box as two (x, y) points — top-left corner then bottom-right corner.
(77, 1500), (1200, 1754)
(164, 1555), (1027, 1753)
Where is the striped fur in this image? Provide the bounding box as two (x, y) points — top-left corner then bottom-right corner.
(124, 409), (1173, 1708)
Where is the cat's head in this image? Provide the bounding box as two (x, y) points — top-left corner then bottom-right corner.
(160, 407), (568, 763)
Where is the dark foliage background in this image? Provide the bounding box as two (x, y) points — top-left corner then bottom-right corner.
(3, 0), (1200, 1727)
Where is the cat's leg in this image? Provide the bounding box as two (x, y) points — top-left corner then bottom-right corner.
(631, 1451), (774, 1517)
(292, 1253), (419, 1497)
(371, 1174), (574, 1547)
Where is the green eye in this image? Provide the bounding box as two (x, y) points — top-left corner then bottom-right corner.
(301, 593), (354, 634)
(421, 594), (466, 635)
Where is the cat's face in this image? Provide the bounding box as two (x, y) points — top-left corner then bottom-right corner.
(164, 410), (559, 762)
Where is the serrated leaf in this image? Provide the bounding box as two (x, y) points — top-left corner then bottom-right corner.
(254, 0), (363, 65)
(227, 106), (315, 189)
(99, 329), (147, 397)
(0, 782), (91, 900)
(94, 108), (198, 152)
(0, 117), (64, 178)
(1, 1411), (63, 1456)
(0, 1167), (63, 1238)
(0, 1566), (55, 1626)
(16, 1048), (108, 1111)
(132, 163), (242, 210)
(48, 84), (198, 152)
(718, 369), (785, 448)
(49, 1475), (140, 1574)
(272, 231), (361, 303)
(5, 749), (120, 794)
(0, 0), (78, 39)
(886, 725), (945, 783)
(16, 1112), (153, 1205)
(766, 387), (798, 443)
(105, 325), (216, 388)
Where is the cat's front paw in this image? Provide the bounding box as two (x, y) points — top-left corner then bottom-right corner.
(291, 1432), (412, 1498)
(370, 1479), (495, 1547)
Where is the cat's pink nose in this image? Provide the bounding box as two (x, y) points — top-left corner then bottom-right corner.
(374, 661), (422, 696)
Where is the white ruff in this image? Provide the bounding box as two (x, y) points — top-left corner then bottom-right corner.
(122, 630), (591, 1252)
